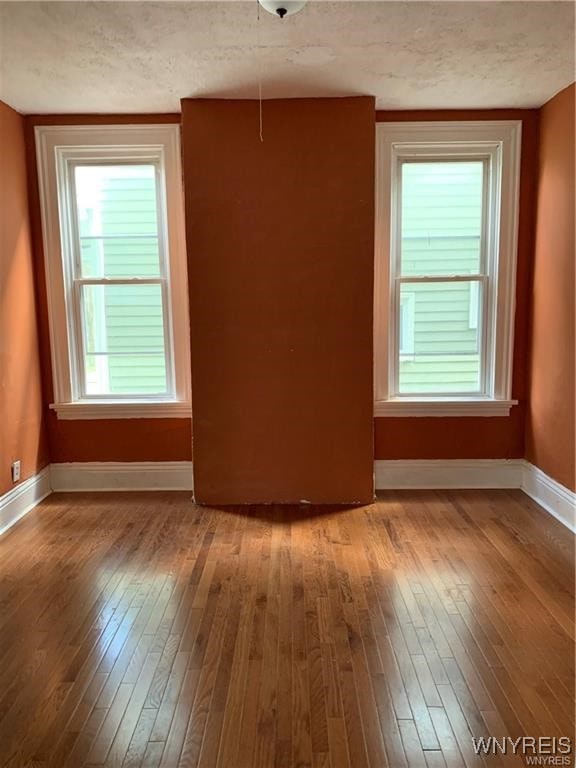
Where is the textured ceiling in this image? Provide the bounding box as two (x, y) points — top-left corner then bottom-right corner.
(0, 1), (574, 114)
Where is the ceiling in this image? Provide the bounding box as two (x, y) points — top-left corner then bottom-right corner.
(0, 1), (574, 114)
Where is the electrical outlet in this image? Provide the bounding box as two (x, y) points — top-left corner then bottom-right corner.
(11, 461), (21, 483)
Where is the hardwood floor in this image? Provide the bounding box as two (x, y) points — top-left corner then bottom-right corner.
(0, 490), (573, 768)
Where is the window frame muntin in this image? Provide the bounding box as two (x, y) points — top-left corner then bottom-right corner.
(35, 124), (191, 419)
(374, 120), (521, 417)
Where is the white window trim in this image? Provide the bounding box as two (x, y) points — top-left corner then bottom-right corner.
(374, 121), (521, 418)
(35, 124), (191, 420)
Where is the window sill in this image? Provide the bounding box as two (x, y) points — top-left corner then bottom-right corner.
(374, 398), (518, 417)
(50, 401), (192, 420)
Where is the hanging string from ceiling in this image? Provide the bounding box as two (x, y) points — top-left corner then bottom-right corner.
(255, 0), (307, 141)
(257, 0), (264, 142)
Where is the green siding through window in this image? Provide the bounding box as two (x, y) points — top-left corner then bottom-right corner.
(398, 161), (484, 394)
(76, 165), (167, 395)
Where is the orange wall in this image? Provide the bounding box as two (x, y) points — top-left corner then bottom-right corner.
(0, 101), (48, 494)
(525, 84), (575, 490)
(23, 114), (193, 463)
(374, 109), (539, 459)
(21, 104), (570, 482)
(182, 97), (375, 503)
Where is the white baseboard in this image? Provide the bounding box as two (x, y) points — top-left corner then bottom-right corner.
(2, 460), (572, 537)
(50, 461), (194, 492)
(374, 459), (524, 490)
(0, 467), (52, 536)
(521, 462), (576, 533)
(375, 458), (575, 533)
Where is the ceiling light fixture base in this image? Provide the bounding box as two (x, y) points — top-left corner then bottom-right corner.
(258, 0), (307, 19)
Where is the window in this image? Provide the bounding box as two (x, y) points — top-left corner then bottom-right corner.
(35, 125), (190, 419)
(398, 160), (485, 395)
(374, 121), (521, 417)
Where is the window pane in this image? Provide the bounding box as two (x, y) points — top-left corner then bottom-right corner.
(398, 281), (481, 394)
(82, 284), (167, 395)
(75, 165), (160, 277)
(400, 161), (484, 276)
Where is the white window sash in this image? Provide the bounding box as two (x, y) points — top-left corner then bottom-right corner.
(374, 121), (521, 417)
(393, 275), (487, 398)
(74, 277), (171, 400)
(66, 157), (174, 400)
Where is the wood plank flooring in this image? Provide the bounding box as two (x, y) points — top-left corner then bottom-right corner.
(0, 489), (573, 768)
